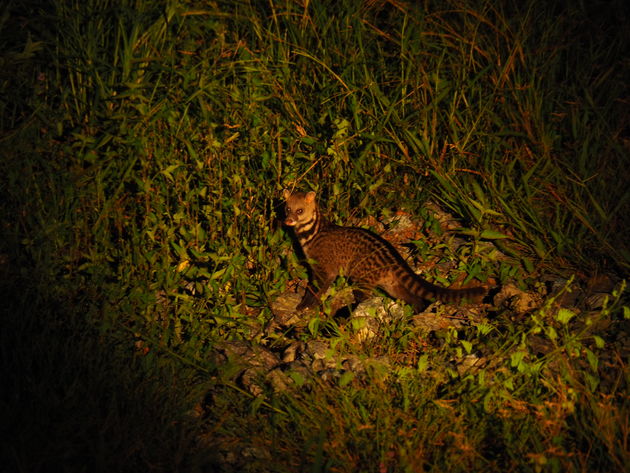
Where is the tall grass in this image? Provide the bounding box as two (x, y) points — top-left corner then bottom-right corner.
(1, 0), (628, 471)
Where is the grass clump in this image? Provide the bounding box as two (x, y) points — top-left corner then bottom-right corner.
(1, 0), (629, 471)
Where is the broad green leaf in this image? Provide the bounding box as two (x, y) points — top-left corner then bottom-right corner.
(339, 371), (355, 387)
(479, 229), (511, 240)
(555, 308), (576, 325)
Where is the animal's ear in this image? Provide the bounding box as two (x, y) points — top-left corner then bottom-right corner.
(305, 191), (316, 203)
(282, 189), (291, 200)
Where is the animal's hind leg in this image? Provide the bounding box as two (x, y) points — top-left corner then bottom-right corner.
(382, 280), (428, 312)
(352, 285), (372, 305)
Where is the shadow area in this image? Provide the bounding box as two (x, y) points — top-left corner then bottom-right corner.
(0, 269), (219, 473)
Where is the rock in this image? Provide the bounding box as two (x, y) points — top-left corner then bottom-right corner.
(266, 367), (293, 392)
(585, 292), (609, 310)
(456, 354), (485, 376)
(411, 310), (466, 331)
(305, 340), (330, 360)
(548, 278), (581, 307)
(211, 340), (282, 396)
(270, 291), (304, 328)
(348, 298), (401, 341)
(493, 283), (543, 315)
(282, 341), (302, 363)
(586, 273), (616, 293)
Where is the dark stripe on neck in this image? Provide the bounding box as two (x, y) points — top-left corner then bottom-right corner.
(295, 210), (320, 246)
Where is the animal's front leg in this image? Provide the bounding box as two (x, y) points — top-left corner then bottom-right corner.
(296, 284), (319, 310)
(296, 270), (334, 311)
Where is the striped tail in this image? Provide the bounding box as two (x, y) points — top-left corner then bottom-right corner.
(397, 269), (487, 309)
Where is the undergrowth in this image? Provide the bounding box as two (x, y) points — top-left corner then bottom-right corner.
(1, 0), (628, 471)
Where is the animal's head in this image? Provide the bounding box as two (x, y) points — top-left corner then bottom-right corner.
(283, 190), (317, 227)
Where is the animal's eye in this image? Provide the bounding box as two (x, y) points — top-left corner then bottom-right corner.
(296, 209), (303, 215)
(286, 207), (291, 213)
